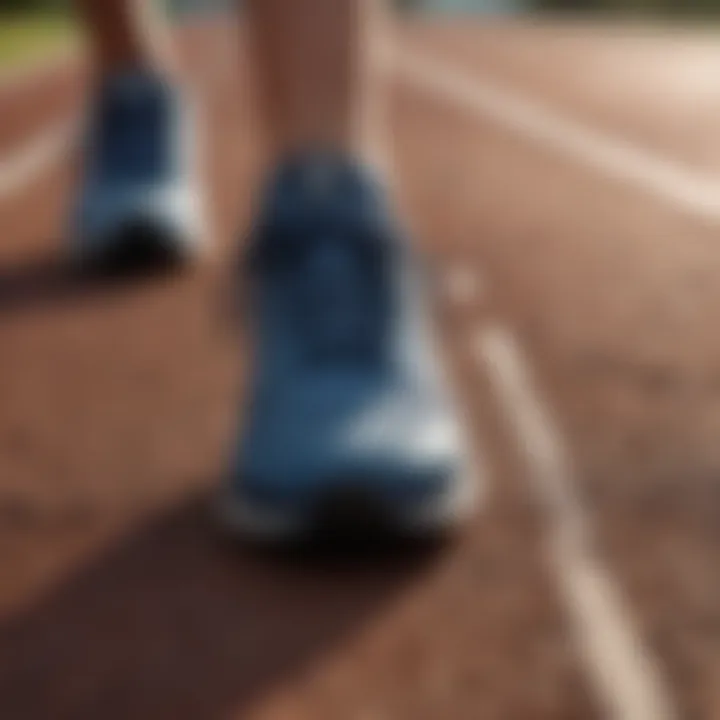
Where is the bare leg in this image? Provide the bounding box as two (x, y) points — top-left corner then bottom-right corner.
(74, 0), (175, 79)
(245, 0), (390, 171)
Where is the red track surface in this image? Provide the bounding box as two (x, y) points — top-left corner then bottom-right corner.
(0, 19), (718, 719)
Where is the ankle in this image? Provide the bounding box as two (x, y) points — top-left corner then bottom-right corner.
(90, 30), (176, 86)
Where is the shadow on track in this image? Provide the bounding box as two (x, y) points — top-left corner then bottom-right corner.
(0, 251), (186, 318)
(0, 491), (442, 720)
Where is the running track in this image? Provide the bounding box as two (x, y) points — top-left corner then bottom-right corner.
(0, 17), (718, 719)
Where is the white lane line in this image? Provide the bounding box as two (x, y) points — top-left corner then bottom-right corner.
(396, 49), (720, 222)
(443, 263), (485, 307)
(475, 324), (675, 720)
(0, 120), (77, 200)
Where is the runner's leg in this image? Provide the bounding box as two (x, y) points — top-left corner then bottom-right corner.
(74, 0), (175, 80)
(245, 0), (389, 172)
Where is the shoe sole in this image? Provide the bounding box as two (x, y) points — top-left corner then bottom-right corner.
(214, 464), (480, 547)
(74, 220), (201, 278)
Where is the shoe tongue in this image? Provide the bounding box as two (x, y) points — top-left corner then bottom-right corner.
(296, 156), (345, 199)
(270, 153), (386, 212)
(255, 153), (392, 252)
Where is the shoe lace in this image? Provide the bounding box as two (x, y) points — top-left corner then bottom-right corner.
(254, 222), (393, 366)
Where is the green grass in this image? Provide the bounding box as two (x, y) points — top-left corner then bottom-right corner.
(0, 14), (78, 71)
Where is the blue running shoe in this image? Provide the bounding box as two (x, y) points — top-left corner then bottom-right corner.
(218, 154), (479, 542)
(72, 72), (206, 273)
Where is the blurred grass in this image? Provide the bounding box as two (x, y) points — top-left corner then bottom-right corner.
(0, 13), (77, 70)
(1, 0), (720, 75)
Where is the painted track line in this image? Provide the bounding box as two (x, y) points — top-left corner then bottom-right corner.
(475, 324), (676, 720)
(396, 49), (720, 222)
(0, 120), (77, 201)
(443, 263), (485, 307)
